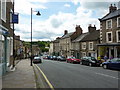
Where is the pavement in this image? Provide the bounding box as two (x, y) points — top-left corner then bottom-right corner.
(2, 59), (36, 89)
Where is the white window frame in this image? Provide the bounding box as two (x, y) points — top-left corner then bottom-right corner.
(1, 0), (6, 22)
(89, 42), (93, 50)
(117, 17), (120, 27)
(116, 30), (120, 42)
(106, 31), (112, 43)
(106, 19), (112, 29)
(82, 42), (86, 50)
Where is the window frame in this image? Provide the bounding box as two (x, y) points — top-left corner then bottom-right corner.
(1, 0), (6, 22)
(89, 42), (93, 50)
(116, 30), (120, 42)
(106, 19), (112, 29)
(117, 17), (120, 27)
(106, 31), (112, 43)
(82, 42), (86, 50)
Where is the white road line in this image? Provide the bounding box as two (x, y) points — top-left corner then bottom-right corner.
(95, 72), (119, 79)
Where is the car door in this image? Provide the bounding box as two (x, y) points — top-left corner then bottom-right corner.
(114, 59), (120, 70)
(82, 57), (86, 64)
(108, 59), (118, 69)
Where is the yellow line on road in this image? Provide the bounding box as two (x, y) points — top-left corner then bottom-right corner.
(34, 64), (54, 90)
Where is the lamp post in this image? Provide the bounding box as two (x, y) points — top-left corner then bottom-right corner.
(30, 8), (41, 66)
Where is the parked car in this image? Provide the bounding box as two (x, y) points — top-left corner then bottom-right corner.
(80, 56), (101, 66)
(52, 56), (57, 60)
(57, 56), (66, 61)
(33, 56), (42, 63)
(102, 58), (120, 70)
(66, 56), (81, 64)
(47, 56), (53, 60)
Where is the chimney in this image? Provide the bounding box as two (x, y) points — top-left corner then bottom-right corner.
(88, 24), (96, 33)
(75, 25), (83, 35)
(109, 4), (117, 13)
(64, 30), (68, 35)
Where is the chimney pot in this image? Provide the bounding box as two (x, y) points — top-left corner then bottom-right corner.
(64, 30), (68, 35)
(88, 24), (96, 33)
(109, 3), (117, 13)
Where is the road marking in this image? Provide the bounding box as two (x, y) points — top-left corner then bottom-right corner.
(95, 72), (119, 79)
(34, 64), (54, 90)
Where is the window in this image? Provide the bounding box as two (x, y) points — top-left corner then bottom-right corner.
(117, 17), (120, 27)
(106, 19), (112, 29)
(106, 32), (112, 42)
(116, 30), (120, 42)
(89, 42), (93, 50)
(82, 42), (86, 49)
(1, 0), (6, 22)
(10, 9), (13, 29)
(0, 34), (4, 63)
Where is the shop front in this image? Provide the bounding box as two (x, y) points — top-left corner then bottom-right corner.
(97, 43), (120, 59)
(0, 25), (9, 76)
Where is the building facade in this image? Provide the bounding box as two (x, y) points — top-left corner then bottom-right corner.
(98, 4), (120, 58)
(0, 0), (14, 76)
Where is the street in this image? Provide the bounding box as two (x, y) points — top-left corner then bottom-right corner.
(37, 59), (119, 88)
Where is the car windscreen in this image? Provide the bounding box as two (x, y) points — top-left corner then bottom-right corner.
(34, 57), (40, 59)
(110, 58), (120, 62)
(71, 57), (76, 59)
(87, 57), (96, 60)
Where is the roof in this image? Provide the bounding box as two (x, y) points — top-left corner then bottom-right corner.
(101, 9), (120, 21)
(53, 39), (60, 43)
(72, 33), (88, 42)
(61, 32), (74, 39)
(80, 30), (100, 42)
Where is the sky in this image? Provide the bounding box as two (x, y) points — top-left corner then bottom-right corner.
(14, 0), (120, 41)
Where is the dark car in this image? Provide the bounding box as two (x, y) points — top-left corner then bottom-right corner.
(52, 56), (57, 60)
(102, 58), (120, 70)
(80, 56), (101, 66)
(47, 56), (53, 60)
(66, 56), (81, 64)
(33, 56), (42, 63)
(57, 56), (66, 61)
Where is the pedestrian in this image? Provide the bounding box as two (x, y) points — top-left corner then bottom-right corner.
(97, 55), (101, 61)
(104, 55), (108, 62)
(109, 55), (113, 60)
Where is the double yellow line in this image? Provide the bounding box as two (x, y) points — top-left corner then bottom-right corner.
(34, 64), (54, 90)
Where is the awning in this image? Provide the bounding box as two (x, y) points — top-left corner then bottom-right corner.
(96, 43), (120, 46)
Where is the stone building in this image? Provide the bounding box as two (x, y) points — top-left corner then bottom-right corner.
(80, 25), (100, 59)
(97, 3), (120, 58)
(0, 0), (14, 76)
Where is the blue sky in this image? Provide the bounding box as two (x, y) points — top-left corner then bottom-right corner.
(14, 0), (119, 41)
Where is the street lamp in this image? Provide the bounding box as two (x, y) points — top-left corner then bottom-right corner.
(30, 8), (41, 66)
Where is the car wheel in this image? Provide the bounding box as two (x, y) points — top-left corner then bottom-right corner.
(103, 65), (107, 69)
(80, 61), (82, 65)
(89, 63), (92, 67)
(67, 60), (68, 63)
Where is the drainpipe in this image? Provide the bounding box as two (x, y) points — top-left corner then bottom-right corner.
(4, 36), (7, 74)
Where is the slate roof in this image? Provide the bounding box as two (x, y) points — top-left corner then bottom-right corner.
(101, 9), (120, 21)
(61, 32), (74, 39)
(80, 30), (100, 42)
(72, 33), (88, 42)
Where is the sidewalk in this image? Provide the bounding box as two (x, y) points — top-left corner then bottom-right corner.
(2, 59), (36, 89)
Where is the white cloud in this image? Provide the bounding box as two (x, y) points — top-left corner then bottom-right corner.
(15, 1), (116, 41)
(64, 4), (71, 7)
(15, 0), (47, 15)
